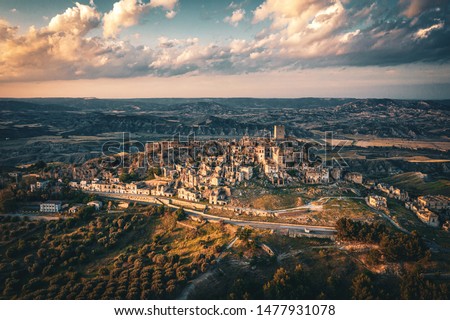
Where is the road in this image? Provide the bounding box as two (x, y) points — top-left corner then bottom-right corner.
(363, 198), (410, 233)
(94, 192), (336, 236)
(272, 196), (364, 215)
(1, 213), (64, 221)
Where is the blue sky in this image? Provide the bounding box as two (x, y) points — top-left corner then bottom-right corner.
(0, 0), (449, 98)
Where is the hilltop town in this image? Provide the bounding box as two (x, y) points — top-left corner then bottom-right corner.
(1, 100), (449, 300)
(0, 123), (447, 240)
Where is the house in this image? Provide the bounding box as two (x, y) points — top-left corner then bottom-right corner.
(416, 208), (439, 228)
(418, 195), (450, 212)
(31, 180), (50, 192)
(345, 172), (363, 184)
(304, 167), (329, 184)
(368, 195), (387, 209)
(209, 187), (231, 205)
(68, 181), (79, 189)
(40, 200), (62, 213)
(151, 183), (175, 197)
(330, 168), (341, 181)
(178, 188), (201, 202)
(68, 205), (83, 214)
(240, 166), (253, 180)
(210, 176), (221, 186)
(87, 201), (103, 211)
(377, 183), (391, 194)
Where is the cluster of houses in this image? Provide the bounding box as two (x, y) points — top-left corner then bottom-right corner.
(406, 195), (450, 228)
(375, 183), (409, 202)
(71, 179), (151, 196)
(374, 182), (449, 228)
(66, 126), (364, 207)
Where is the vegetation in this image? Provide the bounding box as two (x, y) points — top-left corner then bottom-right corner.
(381, 172), (450, 197)
(336, 218), (428, 261)
(119, 172), (139, 183)
(0, 208), (448, 300)
(0, 206), (229, 299)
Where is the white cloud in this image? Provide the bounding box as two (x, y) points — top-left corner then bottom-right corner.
(103, 0), (150, 38)
(340, 29), (360, 43)
(10, 8), (17, 13)
(224, 9), (245, 27)
(149, 0), (178, 10)
(228, 2), (242, 10)
(414, 21), (444, 39)
(251, 0), (347, 59)
(48, 2), (101, 36)
(103, 0), (178, 38)
(165, 10), (177, 19)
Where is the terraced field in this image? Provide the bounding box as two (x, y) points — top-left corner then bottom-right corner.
(381, 172), (450, 196)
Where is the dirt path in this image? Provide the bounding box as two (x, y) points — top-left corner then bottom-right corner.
(177, 237), (237, 300)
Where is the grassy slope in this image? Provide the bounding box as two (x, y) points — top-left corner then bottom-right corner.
(381, 172), (450, 196)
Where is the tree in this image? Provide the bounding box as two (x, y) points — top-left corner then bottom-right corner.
(400, 270), (449, 299)
(175, 208), (186, 221)
(263, 267), (293, 299)
(33, 160), (47, 170)
(236, 227), (252, 242)
(351, 273), (375, 299)
(76, 206), (96, 221)
(0, 189), (18, 213)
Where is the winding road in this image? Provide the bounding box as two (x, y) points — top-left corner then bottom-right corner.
(93, 192), (337, 237)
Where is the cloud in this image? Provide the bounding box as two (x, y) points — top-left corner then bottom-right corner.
(48, 2), (101, 36)
(1, 0), (450, 82)
(103, 0), (178, 37)
(103, 0), (150, 38)
(149, 0), (178, 10)
(10, 8), (17, 13)
(400, 0), (448, 18)
(247, 0), (450, 67)
(224, 9), (246, 26)
(414, 21), (445, 39)
(0, 4), (152, 81)
(251, 0), (348, 60)
(165, 10), (177, 19)
(228, 2), (240, 10)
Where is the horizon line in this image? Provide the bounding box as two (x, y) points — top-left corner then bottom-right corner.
(1, 96), (450, 101)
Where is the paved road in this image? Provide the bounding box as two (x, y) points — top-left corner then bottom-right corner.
(95, 192), (336, 236)
(1, 213), (64, 221)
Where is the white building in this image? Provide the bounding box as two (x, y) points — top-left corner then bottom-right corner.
(40, 200), (62, 213)
(368, 195), (387, 209)
(87, 201), (103, 211)
(178, 188), (201, 202)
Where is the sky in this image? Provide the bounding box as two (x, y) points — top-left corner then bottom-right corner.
(0, 0), (449, 99)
